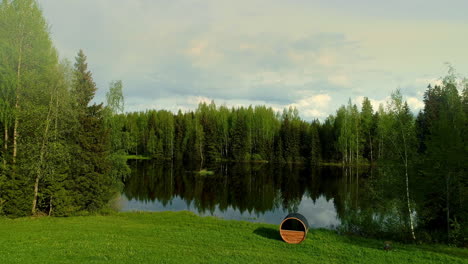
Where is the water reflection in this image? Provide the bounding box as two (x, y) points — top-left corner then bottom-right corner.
(119, 161), (366, 228)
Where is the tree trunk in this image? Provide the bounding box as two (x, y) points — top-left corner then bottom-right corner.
(356, 129), (359, 164)
(199, 141), (204, 170)
(356, 166), (359, 207)
(345, 140), (348, 164)
(446, 173), (450, 241)
(402, 131), (416, 241)
(405, 163), (416, 241)
(3, 126), (7, 167)
(369, 135), (373, 164)
(13, 96), (20, 165)
(54, 87), (59, 140)
(32, 93), (54, 215)
(48, 196), (53, 216)
(12, 114), (18, 164)
(378, 135), (382, 159)
(31, 175), (40, 214)
(13, 37), (23, 165)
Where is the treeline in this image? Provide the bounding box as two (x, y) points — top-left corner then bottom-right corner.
(120, 104), (321, 165)
(116, 82), (467, 166)
(0, 0), (128, 216)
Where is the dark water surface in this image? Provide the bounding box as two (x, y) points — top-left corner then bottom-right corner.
(118, 160), (371, 229)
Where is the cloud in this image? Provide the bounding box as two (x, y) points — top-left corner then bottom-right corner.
(293, 94), (331, 109)
(406, 97), (425, 111)
(354, 95), (424, 114)
(289, 94), (332, 120)
(414, 78), (443, 87)
(328, 75), (351, 87)
(38, 0), (468, 120)
(354, 96), (388, 111)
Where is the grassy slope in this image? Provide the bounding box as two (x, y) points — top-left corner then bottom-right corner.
(0, 212), (466, 264)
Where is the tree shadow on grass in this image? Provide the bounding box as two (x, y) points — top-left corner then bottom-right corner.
(253, 227), (282, 241)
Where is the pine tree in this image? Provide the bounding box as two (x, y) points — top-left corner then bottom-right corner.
(421, 70), (467, 243)
(71, 50), (112, 212)
(361, 97), (374, 163)
(309, 121), (321, 165)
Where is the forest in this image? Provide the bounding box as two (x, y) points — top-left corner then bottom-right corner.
(0, 0), (129, 217)
(0, 0), (466, 245)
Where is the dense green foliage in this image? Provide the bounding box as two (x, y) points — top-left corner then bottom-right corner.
(0, 212), (466, 264)
(414, 72), (467, 245)
(120, 104), (319, 164)
(0, 0), (128, 217)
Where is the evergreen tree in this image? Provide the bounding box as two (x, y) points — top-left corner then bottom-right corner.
(173, 110), (185, 161)
(309, 121), (321, 165)
(70, 50), (112, 212)
(230, 108), (249, 161)
(318, 116), (336, 161)
(361, 97), (374, 163)
(420, 70), (467, 243)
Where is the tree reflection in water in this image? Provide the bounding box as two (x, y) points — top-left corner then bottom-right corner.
(120, 160), (419, 238)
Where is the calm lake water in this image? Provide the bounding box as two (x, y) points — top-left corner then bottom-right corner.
(117, 160), (371, 229)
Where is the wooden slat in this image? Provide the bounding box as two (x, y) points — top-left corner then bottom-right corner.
(280, 230), (306, 244)
(279, 216), (308, 244)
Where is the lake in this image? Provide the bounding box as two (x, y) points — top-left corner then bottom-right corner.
(117, 160), (373, 229)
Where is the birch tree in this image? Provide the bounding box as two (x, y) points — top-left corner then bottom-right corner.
(386, 89), (417, 240)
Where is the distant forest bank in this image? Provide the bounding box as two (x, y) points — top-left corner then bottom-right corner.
(0, 0), (466, 246)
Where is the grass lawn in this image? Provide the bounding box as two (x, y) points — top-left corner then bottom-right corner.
(0, 211), (466, 263)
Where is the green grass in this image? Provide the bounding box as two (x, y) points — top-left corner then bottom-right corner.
(1, 212), (465, 264)
(122, 155), (151, 160)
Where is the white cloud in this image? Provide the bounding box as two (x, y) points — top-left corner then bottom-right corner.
(293, 94), (331, 109)
(406, 97), (425, 111)
(354, 95), (424, 113)
(288, 94), (332, 120)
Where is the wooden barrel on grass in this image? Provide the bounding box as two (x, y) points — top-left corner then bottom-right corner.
(279, 213), (309, 244)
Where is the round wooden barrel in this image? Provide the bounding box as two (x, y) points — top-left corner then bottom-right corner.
(279, 213), (309, 244)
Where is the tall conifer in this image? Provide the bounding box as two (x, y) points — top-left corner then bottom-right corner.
(71, 50), (112, 211)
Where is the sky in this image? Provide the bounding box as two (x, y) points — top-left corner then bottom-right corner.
(38, 0), (468, 120)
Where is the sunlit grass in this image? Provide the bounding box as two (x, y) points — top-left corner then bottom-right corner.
(0, 212), (466, 264)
